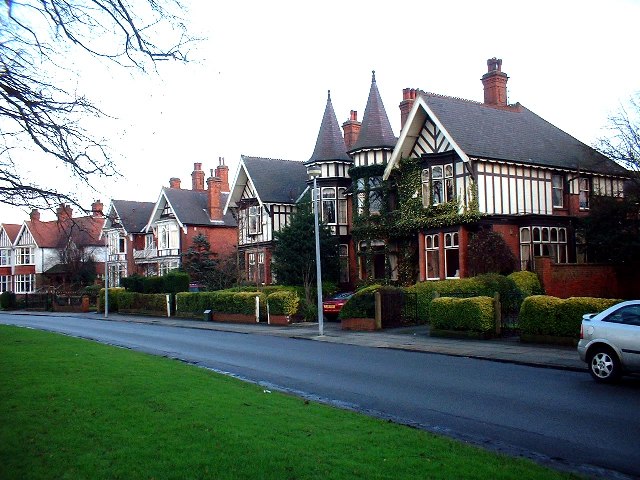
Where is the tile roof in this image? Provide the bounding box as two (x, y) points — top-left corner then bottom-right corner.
(422, 93), (627, 175)
(162, 188), (237, 226)
(351, 71), (397, 152)
(26, 216), (104, 248)
(242, 156), (309, 204)
(1, 224), (21, 243)
(307, 91), (351, 163)
(111, 200), (155, 233)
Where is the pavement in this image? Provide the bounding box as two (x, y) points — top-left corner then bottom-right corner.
(2, 309), (586, 372)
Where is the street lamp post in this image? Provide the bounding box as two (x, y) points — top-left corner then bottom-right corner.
(307, 164), (323, 336)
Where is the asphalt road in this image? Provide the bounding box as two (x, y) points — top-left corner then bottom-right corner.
(2, 313), (639, 479)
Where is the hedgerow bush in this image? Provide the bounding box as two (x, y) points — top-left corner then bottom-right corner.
(429, 296), (494, 333)
(0, 291), (17, 310)
(338, 284), (381, 320)
(120, 272), (190, 294)
(175, 291), (266, 319)
(407, 274), (520, 323)
(118, 292), (168, 314)
(98, 288), (125, 312)
(508, 271), (544, 296)
(519, 296), (619, 338)
(267, 290), (300, 316)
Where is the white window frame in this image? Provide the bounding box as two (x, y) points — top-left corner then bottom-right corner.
(15, 247), (34, 265)
(552, 174), (564, 208)
(520, 226), (568, 268)
(248, 206), (262, 235)
(0, 275), (10, 292)
(158, 223), (179, 250)
(444, 232), (459, 279)
(0, 248), (10, 266)
(425, 164), (455, 206)
(579, 178), (590, 210)
(14, 274), (35, 293)
(338, 187), (347, 225)
(159, 260), (179, 276)
(321, 187), (337, 225)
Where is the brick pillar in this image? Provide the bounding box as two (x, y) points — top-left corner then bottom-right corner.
(342, 110), (361, 151)
(215, 157), (229, 192)
(192, 163), (205, 191)
(207, 173), (223, 221)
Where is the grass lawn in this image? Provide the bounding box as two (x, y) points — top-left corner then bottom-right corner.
(0, 325), (580, 479)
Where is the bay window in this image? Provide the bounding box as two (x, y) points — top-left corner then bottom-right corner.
(0, 249), (9, 266)
(248, 206), (262, 235)
(14, 274), (34, 293)
(15, 247), (34, 265)
(425, 234), (440, 280)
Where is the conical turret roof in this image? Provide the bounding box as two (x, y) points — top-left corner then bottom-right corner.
(307, 91), (350, 164)
(351, 71), (396, 152)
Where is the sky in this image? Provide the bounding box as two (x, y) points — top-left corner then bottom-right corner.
(2, 0), (639, 224)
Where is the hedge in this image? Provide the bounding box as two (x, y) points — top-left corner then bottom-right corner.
(176, 291), (266, 319)
(0, 291), (17, 310)
(98, 288), (126, 313)
(408, 273), (520, 323)
(519, 295), (620, 338)
(118, 292), (168, 314)
(429, 296), (495, 333)
(120, 272), (190, 294)
(507, 271), (544, 296)
(267, 290), (300, 316)
(338, 284), (382, 320)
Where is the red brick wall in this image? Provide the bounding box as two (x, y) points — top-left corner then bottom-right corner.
(490, 224), (520, 264)
(535, 257), (640, 299)
(182, 226), (237, 258)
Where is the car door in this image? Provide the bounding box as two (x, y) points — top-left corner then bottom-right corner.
(602, 304), (640, 371)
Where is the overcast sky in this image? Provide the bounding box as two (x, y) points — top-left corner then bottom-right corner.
(2, 0), (639, 223)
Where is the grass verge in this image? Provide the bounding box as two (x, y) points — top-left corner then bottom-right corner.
(0, 325), (580, 479)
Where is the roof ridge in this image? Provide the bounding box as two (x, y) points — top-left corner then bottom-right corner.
(242, 155), (303, 163)
(421, 90), (523, 111)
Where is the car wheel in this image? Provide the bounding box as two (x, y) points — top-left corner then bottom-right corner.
(588, 347), (621, 383)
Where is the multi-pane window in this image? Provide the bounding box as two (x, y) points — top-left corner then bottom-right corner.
(145, 234), (155, 250)
(425, 234), (440, 280)
(579, 178), (590, 210)
(15, 247), (34, 265)
(444, 232), (459, 278)
(0, 275), (10, 292)
(592, 177), (625, 198)
(422, 164), (454, 206)
(108, 263), (127, 287)
(248, 206), (262, 235)
(368, 177), (383, 214)
(354, 177), (383, 216)
(356, 179), (366, 215)
(338, 188), (347, 225)
(158, 223), (179, 251)
(109, 232), (126, 254)
(14, 274), (34, 293)
(339, 244), (349, 284)
(0, 249), (9, 266)
(247, 252), (265, 284)
(520, 226), (568, 269)
(322, 188), (336, 224)
(161, 203), (174, 217)
(552, 174), (564, 208)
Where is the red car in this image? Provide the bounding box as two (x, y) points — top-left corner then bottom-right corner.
(322, 292), (354, 320)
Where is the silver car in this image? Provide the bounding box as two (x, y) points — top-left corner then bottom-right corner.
(577, 300), (640, 382)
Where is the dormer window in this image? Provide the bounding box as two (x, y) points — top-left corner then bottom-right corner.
(422, 164), (454, 206)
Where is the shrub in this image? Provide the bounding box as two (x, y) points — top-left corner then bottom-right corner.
(175, 291), (265, 319)
(338, 284), (381, 320)
(508, 271), (544, 297)
(164, 271), (190, 294)
(467, 229), (517, 276)
(519, 295), (621, 338)
(267, 290), (300, 316)
(98, 287), (125, 312)
(430, 296), (494, 333)
(120, 274), (145, 293)
(118, 292), (168, 314)
(0, 291), (17, 310)
(143, 276), (165, 294)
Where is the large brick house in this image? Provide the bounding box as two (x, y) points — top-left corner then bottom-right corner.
(102, 160), (237, 286)
(0, 202), (106, 292)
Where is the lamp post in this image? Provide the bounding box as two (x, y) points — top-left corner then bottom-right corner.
(307, 164), (323, 336)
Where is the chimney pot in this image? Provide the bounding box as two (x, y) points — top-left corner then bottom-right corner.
(169, 177), (181, 189)
(192, 163), (205, 191)
(482, 57), (509, 106)
(30, 209), (40, 222)
(91, 199), (103, 217)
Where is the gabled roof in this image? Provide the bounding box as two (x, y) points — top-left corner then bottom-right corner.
(1, 224), (21, 243)
(350, 71), (397, 152)
(147, 187), (236, 230)
(386, 92), (628, 177)
(307, 91), (350, 164)
(227, 156), (308, 207)
(108, 200), (155, 234)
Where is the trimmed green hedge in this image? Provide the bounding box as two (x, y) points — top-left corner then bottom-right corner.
(507, 271), (544, 296)
(120, 272), (190, 294)
(429, 296), (495, 333)
(176, 291), (266, 319)
(338, 284), (381, 320)
(267, 290), (300, 316)
(408, 273), (520, 323)
(0, 291), (17, 310)
(98, 288), (126, 313)
(519, 295), (620, 338)
(118, 292), (168, 314)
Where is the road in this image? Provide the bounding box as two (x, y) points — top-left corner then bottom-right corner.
(1, 313), (639, 479)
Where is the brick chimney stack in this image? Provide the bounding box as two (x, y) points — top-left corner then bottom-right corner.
(342, 110), (361, 151)
(56, 204), (73, 222)
(481, 57), (509, 106)
(30, 209), (40, 222)
(214, 157), (229, 192)
(192, 162), (205, 191)
(399, 88), (417, 130)
(91, 199), (103, 217)
(169, 177), (181, 189)
(207, 169), (223, 221)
